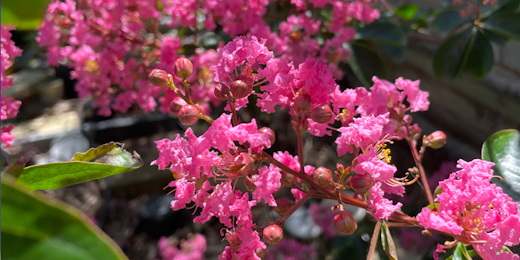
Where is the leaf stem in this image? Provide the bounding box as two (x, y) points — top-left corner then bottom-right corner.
(367, 220), (382, 260)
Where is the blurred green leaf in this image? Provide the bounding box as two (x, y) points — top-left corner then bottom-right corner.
(481, 13), (520, 41)
(482, 29), (510, 46)
(1, 175), (128, 260)
(1, 0), (50, 30)
(379, 43), (405, 63)
(356, 22), (407, 46)
(432, 10), (470, 32)
(348, 41), (387, 88)
(17, 142), (142, 190)
(448, 243), (469, 260)
(482, 0), (520, 17)
(433, 26), (494, 80)
(426, 203), (440, 211)
(380, 222), (397, 260)
(482, 129), (520, 201)
(394, 5), (419, 21)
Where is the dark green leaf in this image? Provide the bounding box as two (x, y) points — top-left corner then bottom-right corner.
(432, 10), (470, 32)
(482, 0), (520, 18)
(466, 30), (494, 79)
(1, 0), (50, 30)
(355, 22), (407, 46)
(394, 5), (419, 20)
(433, 27), (477, 80)
(347, 41), (387, 88)
(482, 129), (520, 201)
(17, 143), (142, 190)
(481, 13), (520, 41)
(379, 43), (405, 63)
(1, 175), (127, 259)
(482, 29), (510, 46)
(380, 222), (398, 260)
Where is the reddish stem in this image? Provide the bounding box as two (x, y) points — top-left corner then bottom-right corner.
(276, 189), (316, 226)
(407, 138), (434, 205)
(367, 220), (382, 260)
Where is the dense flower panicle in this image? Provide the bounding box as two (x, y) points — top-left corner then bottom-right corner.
(330, 1), (380, 32)
(1, 26), (22, 147)
(416, 159), (520, 259)
(369, 182), (403, 220)
(253, 165), (282, 206)
(158, 234), (206, 260)
(336, 113), (390, 156)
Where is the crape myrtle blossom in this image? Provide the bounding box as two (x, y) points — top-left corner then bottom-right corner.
(158, 234), (206, 260)
(417, 159), (520, 260)
(1, 26), (22, 147)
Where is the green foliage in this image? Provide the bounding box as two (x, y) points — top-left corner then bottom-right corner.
(482, 129), (520, 201)
(16, 142), (142, 190)
(356, 22), (407, 46)
(1, 175), (128, 260)
(432, 10), (470, 32)
(446, 243), (468, 260)
(348, 41), (387, 88)
(481, 12), (520, 41)
(1, 0), (50, 30)
(380, 222), (397, 260)
(394, 5), (419, 21)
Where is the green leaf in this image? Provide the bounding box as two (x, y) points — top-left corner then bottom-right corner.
(426, 203), (440, 211)
(347, 41), (387, 88)
(1, 175), (128, 259)
(432, 10), (470, 32)
(1, 0), (50, 30)
(450, 243), (469, 260)
(482, 129), (520, 201)
(394, 5), (419, 21)
(482, 0), (520, 18)
(433, 26), (493, 80)
(379, 43), (405, 63)
(355, 22), (407, 46)
(17, 142), (142, 190)
(465, 30), (494, 79)
(481, 13), (520, 41)
(380, 222), (398, 260)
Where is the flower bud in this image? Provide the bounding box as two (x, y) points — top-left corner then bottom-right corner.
(236, 71), (255, 89)
(178, 104), (199, 125)
(273, 198), (294, 216)
(259, 127), (275, 145)
(280, 172), (295, 187)
(174, 57), (193, 80)
(334, 211), (357, 235)
(255, 248), (265, 259)
(244, 175), (258, 192)
(291, 117), (308, 132)
(263, 224), (283, 245)
(293, 94), (311, 113)
(424, 131), (446, 149)
(230, 80), (252, 99)
(234, 153), (254, 176)
(214, 83), (229, 101)
(225, 231), (242, 251)
(149, 69), (170, 86)
(312, 167), (332, 187)
(350, 173), (374, 194)
(170, 97), (187, 116)
(310, 105), (333, 123)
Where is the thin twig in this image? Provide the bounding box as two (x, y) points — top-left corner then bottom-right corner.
(367, 220), (382, 260)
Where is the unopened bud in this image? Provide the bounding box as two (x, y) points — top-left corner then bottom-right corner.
(293, 94), (311, 113)
(236, 71), (255, 89)
(334, 211), (357, 235)
(350, 173), (374, 194)
(259, 127), (275, 145)
(174, 57), (193, 80)
(424, 131), (446, 149)
(230, 80), (252, 99)
(214, 83), (229, 101)
(170, 97), (187, 116)
(234, 153), (254, 176)
(255, 247), (266, 259)
(312, 167), (332, 187)
(310, 105), (333, 123)
(291, 117), (308, 132)
(263, 224), (283, 245)
(244, 175), (258, 192)
(149, 69), (170, 86)
(178, 104), (199, 125)
(280, 172), (295, 187)
(273, 198), (294, 215)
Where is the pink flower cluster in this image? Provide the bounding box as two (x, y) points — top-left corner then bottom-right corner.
(158, 234), (206, 260)
(1, 26), (22, 147)
(264, 239), (316, 260)
(417, 159), (520, 259)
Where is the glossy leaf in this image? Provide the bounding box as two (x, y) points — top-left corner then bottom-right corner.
(465, 29), (494, 79)
(348, 41), (387, 88)
(1, 0), (50, 30)
(17, 142), (142, 190)
(482, 0), (520, 18)
(355, 22), (407, 46)
(482, 129), (520, 201)
(481, 13), (520, 41)
(1, 175), (128, 260)
(380, 222), (398, 260)
(432, 10), (470, 32)
(394, 5), (419, 20)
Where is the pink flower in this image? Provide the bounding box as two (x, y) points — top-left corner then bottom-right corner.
(253, 165), (282, 206)
(265, 239), (316, 260)
(369, 182), (402, 220)
(395, 77), (429, 112)
(416, 159), (520, 259)
(194, 182), (235, 227)
(336, 113), (389, 156)
(169, 179), (197, 210)
(158, 234), (206, 260)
